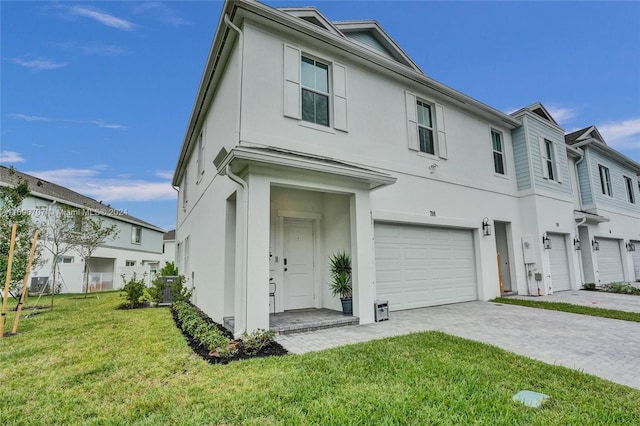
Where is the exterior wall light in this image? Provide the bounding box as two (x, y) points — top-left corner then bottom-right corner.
(542, 233), (552, 249)
(626, 242), (636, 252)
(591, 239), (600, 251)
(573, 238), (581, 251)
(482, 218), (492, 236)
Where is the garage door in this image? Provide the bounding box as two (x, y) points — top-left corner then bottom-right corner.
(548, 233), (571, 292)
(596, 238), (624, 284)
(632, 241), (640, 282)
(374, 223), (477, 311)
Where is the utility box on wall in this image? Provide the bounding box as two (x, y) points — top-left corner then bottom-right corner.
(375, 300), (389, 322)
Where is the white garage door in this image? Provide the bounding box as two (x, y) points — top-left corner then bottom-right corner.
(374, 223), (477, 311)
(632, 241), (640, 282)
(548, 233), (571, 292)
(596, 238), (624, 284)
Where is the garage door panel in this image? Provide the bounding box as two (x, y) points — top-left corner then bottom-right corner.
(548, 233), (571, 292)
(375, 223), (477, 311)
(596, 238), (624, 284)
(632, 241), (640, 281)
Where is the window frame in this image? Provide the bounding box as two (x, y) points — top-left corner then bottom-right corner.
(598, 164), (612, 197)
(182, 168), (188, 209)
(416, 99), (436, 155)
(196, 129), (205, 182)
(544, 139), (556, 181)
(624, 175), (636, 204)
(491, 129), (506, 176)
(125, 260), (136, 267)
(300, 55), (331, 127)
(131, 226), (142, 245)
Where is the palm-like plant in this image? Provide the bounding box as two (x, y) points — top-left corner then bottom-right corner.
(329, 251), (352, 299)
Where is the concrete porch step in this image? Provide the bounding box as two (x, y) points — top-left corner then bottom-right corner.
(223, 309), (360, 335)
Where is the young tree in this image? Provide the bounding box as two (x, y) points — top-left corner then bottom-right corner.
(70, 213), (119, 298)
(0, 173), (42, 297)
(37, 205), (80, 309)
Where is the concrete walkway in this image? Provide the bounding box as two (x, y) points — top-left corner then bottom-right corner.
(276, 300), (640, 390)
(512, 289), (640, 313)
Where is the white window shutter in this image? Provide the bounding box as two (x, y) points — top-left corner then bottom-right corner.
(405, 91), (418, 151)
(283, 44), (301, 119)
(332, 62), (348, 132)
(435, 103), (447, 159)
(553, 142), (562, 183)
(539, 136), (549, 179)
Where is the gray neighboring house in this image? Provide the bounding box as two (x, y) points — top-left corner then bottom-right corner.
(0, 166), (168, 293)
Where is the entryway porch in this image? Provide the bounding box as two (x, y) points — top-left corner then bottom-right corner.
(224, 308), (359, 335)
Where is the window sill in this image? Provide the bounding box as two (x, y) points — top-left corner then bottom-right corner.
(493, 172), (510, 180)
(298, 120), (336, 134)
(416, 151), (441, 161)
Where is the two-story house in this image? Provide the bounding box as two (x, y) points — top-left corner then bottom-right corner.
(173, 1), (639, 336)
(565, 127), (640, 285)
(172, 0), (545, 336)
(0, 166), (168, 293)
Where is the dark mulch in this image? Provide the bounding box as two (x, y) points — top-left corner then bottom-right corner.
(170, 305), (288, 365)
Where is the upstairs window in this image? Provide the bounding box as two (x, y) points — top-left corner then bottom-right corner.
(301, 56), (329, 126)
(624, 176), (635, 204)
(283, 44), (348, 131)
(131, 226), (142, 244)
(196, 130), (205, 179)
(599, 165), (612, 196)
(416, 100), (435, 155)
(544, 139), (555, 181)
(491, 129), (505, 175)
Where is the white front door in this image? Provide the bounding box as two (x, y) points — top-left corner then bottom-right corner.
(283, 219), (315, 310)
(548, 233), (571, 292)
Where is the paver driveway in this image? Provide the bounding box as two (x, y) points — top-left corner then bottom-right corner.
(276, 301), (640, 390)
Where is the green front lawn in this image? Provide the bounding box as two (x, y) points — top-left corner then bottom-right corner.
(1, 292), (638, 425)
(492, 297), (640, 322)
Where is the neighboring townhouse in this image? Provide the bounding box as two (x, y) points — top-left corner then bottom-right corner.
(565, 127), (640, 284)
(172, 1), (639, 336)
(510, 104), (581, 296)
(172, 0), (534, 336)
(0, 166), (168, 293)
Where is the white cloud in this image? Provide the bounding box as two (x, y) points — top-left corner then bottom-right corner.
(598, 118), (640, 158)
(25, 167), (176, 202)
(65, 5), (135, 31)
(53, 41), (127, 56)
(132, 2), (192, 27)
(545, 105), (576, 125)
(154, 170), (174, 179)
(0, 151), (25, 163)
(11, 57), (68, 70)
(10, 114), (126, 129)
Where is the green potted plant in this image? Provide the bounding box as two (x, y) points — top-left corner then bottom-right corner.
(329, 251), (352, 315)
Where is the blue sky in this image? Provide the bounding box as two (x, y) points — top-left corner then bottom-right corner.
(2, 1), (639, 231)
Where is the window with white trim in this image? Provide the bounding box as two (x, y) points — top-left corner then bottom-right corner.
(624, 176), (635, 204)
(301, 56), (329, 126)
(56, 256), (74, 264)
(405, 91), (447, 159)
(182, 168), (188, 208)
(416, 100), (435, 155)
(491, 129), (505, 175)
(544, 139), (555, 181)
(599, 165), (612, 196)
(131, 226), (142, 244)
(196, 130), (205, 179)
(283, 44), (348, 131)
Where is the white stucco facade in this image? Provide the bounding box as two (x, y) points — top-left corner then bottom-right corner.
(173, 1), (640, 335)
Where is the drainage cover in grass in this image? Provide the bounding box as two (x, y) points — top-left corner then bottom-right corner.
(512, 390), (550, 408)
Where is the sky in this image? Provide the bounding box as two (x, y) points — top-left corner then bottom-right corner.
(2, 1), (639, 231)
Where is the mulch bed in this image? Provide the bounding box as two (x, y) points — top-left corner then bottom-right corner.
(170, 305), (288, 365)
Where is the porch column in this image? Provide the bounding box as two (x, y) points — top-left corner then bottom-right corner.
(350, 188), (375, 324)
(244, 173), (271, 334)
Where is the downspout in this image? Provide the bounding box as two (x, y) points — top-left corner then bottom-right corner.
(224, 14), (244, 146)
(573, 148), (586, 211)
(224, 14), (247, 339)
(226, 165), (248, 339)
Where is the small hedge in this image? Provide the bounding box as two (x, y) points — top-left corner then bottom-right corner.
(173, 301), (234, 357)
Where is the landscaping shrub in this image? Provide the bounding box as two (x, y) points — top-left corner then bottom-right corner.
(582, 282), (596, 290)
(172, 301), (233, 357)
(120, 273), (147, 308)
(242, 328), (276, 355)
(604, 282), (640, 295)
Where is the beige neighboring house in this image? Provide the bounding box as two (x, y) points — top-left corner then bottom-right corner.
(0, 166), (169, 293)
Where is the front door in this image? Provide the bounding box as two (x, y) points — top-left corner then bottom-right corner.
(494, 222), (513, 292)
(283, 219), (315, 310)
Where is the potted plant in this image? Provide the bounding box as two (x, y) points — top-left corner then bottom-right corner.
(329, 251), (352, 315)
